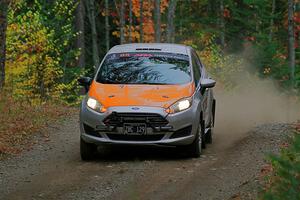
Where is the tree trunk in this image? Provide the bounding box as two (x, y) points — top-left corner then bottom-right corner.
(75, 0), (85, 68)
(0, 0), (8, 89)
(207, 0), (212, 14)
(219, 0), (225, 49)
(120, 0), (125, 44)
(105, 0), (110, 51)
(86, 0), (99, 70)
(139, 0), (144, 43)
(166, 0), (177, 43)
(154, 0), (161, 43)
(268, 0), (276, 42)
(288, 0), (295, 82)
(129, 0), (132, 43)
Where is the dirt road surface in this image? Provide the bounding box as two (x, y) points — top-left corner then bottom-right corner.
(1, 85), (298, 200)
(0, 113), (292, 200)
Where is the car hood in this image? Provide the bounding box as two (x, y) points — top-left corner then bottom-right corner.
(88, 81), (195, 109)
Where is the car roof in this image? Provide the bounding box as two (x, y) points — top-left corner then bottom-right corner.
(108, 43), (191, 55)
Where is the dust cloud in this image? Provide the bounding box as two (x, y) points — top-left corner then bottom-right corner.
(213, 72), (300, 146)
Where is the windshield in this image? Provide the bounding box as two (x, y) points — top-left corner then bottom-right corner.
(96, 52), (191, 85)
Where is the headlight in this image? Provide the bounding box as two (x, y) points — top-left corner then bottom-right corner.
(87, 97), (105, 113)
(167, 97), (193, 114)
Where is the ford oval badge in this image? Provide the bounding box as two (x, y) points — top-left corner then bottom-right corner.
(131, 107), (140, 110)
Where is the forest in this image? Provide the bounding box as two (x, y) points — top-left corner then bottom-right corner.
(0, 0), (300, 199)
(0, 0), (299, 105)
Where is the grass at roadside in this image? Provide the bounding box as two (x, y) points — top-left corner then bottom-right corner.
(0, 93), (77, 157)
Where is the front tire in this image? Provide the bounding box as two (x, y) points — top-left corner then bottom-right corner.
(186, 123), (203, 158)
(206, 129), (213, 144)
(206, 103), (215, 144)
(207, 100), (216, 144)
(80, 138), (97, 161)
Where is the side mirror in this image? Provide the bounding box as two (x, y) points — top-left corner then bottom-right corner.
(200, 78), (216, 89)
(78, 77), (92, 93)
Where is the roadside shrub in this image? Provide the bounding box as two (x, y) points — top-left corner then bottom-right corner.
(261, 132), (300, 200)
(5, 0), (81, 105)
(5, 7), (62, 102)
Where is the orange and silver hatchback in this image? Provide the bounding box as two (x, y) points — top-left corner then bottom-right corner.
(78, 43), (216, 160)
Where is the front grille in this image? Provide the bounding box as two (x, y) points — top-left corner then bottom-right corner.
(103, 113), (169, 127)
(106, 134), (164, 141)
(170, 126), (192, 139)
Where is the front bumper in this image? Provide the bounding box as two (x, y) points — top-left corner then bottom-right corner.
(81, 134), (195, 146)
(79, 102), (200, 146)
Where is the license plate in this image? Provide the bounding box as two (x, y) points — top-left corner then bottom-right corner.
(123, 123), (146, 135)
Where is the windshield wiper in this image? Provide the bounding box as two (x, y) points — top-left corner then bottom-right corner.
(100, 79), (121, 84)
(132, 82), (171, 85)
(99, 79), (172, 85)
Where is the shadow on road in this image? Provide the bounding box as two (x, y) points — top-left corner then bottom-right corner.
(92, 145), (201, 162)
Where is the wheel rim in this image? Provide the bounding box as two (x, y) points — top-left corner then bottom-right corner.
(198, 123), (202, 152)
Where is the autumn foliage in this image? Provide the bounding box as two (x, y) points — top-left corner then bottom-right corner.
(5, 0), (81, 104)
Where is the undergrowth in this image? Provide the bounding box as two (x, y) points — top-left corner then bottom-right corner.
(260, 123), (300, 200)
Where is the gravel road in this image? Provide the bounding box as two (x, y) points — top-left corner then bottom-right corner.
(0, 110), (292, 200)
